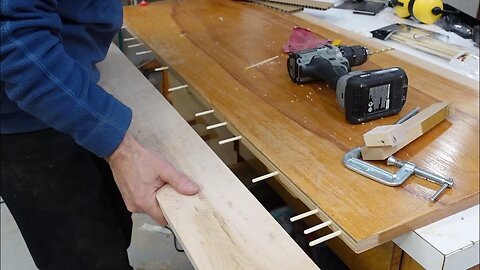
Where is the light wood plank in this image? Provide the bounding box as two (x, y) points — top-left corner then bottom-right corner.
(124, 0), (479, 252)
(98, 45), (318, 270)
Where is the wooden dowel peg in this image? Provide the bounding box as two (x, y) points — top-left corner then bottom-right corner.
(123, 37), (137, 41)
(251, 171), (279, 183)
(128, 43), (145, 48)
(309, 230), (342, 247)
(168, 85), (188, 92)
(155, 66), (169, 72)
(136, 50), (152, 55)
(195, 110), (215, 117)
(218, 136), (242, 145)
(304, 220), (332, 235)
(121, 25), (128, 29)
(290, 209), (319, 222)
(206, 122), (227, 130)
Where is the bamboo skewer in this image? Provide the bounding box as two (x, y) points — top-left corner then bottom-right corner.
(251, 171), (279, 183)
(195, 110), (215, 117)
(136, 50), (152, 55)
(392, 34), (458, 55)
(390, 32), (467, 60)
(290, 209), (319, 222)
(304, 220), (332, 235)
(206, 122), (228, 130)
(219, 136), (242, 145)
(128, 43), (145, 48)
(390, 36), (455, 59)
(245, 56), (279, 70)
(168, 85), (188, 92)
(155, 66), (169, 72)
(395, 32), (465, 53)
(309, 230), (342, 247)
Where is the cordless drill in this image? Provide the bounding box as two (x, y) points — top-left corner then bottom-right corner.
(287, 45), (408, 124)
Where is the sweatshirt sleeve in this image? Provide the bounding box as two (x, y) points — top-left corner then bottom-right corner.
(0, 0), (132, 158)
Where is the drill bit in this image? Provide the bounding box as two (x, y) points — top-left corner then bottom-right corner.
(368, 47), (395, 55)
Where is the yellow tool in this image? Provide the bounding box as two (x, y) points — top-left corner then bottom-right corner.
(390, 0), (444, 24)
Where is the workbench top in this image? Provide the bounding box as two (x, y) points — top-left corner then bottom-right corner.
(123, 0), (479, 253)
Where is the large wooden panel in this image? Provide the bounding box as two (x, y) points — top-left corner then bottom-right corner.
(98, 45), (319, 269)
(123, 0), (479, 252)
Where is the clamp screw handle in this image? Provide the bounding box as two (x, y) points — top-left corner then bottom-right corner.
(386, 155), (454, 202)
(430, 183), (449, 202)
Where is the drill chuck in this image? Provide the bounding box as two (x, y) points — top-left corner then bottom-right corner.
(338, 45), (368, 67)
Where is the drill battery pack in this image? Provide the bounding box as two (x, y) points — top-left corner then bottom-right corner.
(336, 67), (408, 124)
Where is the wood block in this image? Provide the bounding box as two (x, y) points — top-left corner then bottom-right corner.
(363, 102), (452, 147)
(361, 102), (453, 160)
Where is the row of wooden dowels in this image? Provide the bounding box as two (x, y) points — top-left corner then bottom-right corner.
(194, 103), (342, 247)
(194, 108), (343, 247)
(169, 85), (343, 247)
(122, 25), (342, 248)
(290, 209), (342, 246)
(123, 34), (244, 142)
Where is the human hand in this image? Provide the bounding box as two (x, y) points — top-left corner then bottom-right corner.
(106, 132), (200, 225)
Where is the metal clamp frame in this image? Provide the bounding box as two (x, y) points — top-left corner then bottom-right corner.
(344, 147), (454, 202)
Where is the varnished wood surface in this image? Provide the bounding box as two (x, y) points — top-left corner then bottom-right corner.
(124, 0), (479, 252)
(98, 45), (319, 269)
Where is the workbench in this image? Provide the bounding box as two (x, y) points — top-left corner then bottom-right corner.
(121, 0), (479, 268)
(293, 7), (479, 269)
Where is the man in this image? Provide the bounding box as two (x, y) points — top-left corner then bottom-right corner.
(0, 1), (199, 269)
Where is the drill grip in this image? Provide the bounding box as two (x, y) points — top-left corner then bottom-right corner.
(302, 56), (349, 88)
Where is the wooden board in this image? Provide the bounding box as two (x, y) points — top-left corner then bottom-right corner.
(123, 0), (479, 252)
(262, 0), (333, 10)
(251, 0), (304, 13)
(97, 45), (319, 269)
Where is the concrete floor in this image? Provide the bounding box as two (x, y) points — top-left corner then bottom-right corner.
(1, 203), (194, 270)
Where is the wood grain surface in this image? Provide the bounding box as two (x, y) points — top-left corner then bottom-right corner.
(98, 45), (319, 269)
(123, 0), (479, 252)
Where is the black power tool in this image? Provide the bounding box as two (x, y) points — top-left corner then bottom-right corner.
(287, 45), (408, 124)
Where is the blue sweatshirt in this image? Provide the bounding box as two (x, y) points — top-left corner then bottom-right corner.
(1, 0), (132, 158)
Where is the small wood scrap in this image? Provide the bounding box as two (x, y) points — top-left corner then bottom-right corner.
(361, 102), (453, 160)
(251, 0), (304, 13)
(245, 55), (279, 70)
